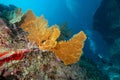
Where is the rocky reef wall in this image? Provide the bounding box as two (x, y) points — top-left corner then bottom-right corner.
(93, 0), (120, 79)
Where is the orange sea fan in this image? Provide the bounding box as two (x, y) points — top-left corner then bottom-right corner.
(20, 10), (87, 65)
(51, 31), (87, 65)
(20, 10), (60, 50)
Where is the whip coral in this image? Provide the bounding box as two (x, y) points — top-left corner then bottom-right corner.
(20, 10), (87, 65)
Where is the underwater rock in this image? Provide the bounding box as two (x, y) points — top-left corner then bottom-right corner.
(93, 0), (120, 62)
(93, 0), (120, 44)
(79, 56), (110, 80)
(93, 0), (120, 79)
(0, 18), (33, 66)
(1, 50), (87, 80)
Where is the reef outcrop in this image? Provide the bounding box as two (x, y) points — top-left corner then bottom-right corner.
(93, 0), (120, 79)
(93, 0), (120, 44)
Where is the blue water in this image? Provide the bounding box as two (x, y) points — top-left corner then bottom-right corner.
(0, 0), (106, 57)
(0, 0), (105, 67)
(0, 0), (103, 63)
(1, 0), (118, 79)
(0, 0), (101, 32)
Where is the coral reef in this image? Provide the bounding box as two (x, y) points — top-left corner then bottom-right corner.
(0, 5), (88, 79)
(0, 50), (88, 80)
(1, 50), (87, 80)
(20, 10), (87, 65)
(9, 8), (23, 24)
(0, 4), (23, 24)
(0, 18), (87, 79)
(0, 18), (11, 49)
(0, 18), (32, 66)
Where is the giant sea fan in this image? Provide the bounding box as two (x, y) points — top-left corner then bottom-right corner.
(20, 10), (87, 65)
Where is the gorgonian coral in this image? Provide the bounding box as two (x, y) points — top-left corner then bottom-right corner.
(52, 31), (86, 65)
(20, 10), (60, 50)
(20, 10), (87, 65)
